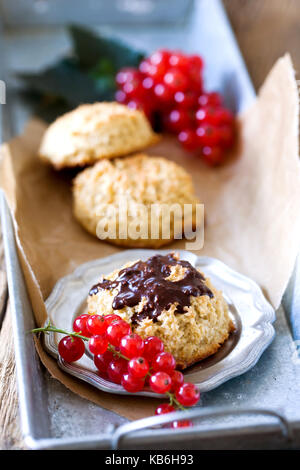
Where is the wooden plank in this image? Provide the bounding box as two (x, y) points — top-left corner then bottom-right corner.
(0, 222), (7, 328)
(0, 304), (25, 450)
(223, 0), (300, 90)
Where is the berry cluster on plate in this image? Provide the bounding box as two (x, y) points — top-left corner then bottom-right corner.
(115, 49), (235, 166)
(36, 313), (201, 428)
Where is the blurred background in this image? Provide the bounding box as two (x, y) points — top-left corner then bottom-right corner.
(0, 0), (298, 171)
(0, 0), (299, 91)
(224, 0), (300, 90)
(0, 0), (256, 133)
(1, 0), (299, 127)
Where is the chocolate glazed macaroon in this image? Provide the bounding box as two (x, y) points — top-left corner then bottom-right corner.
(87, 253), (235, 369)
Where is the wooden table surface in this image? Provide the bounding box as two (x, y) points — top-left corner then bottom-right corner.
(224, 0), (300, 89)
(0, 0), (300, 450)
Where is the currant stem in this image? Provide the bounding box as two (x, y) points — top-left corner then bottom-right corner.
(166, 392), (186, 411)
(30, 322), (90, 342)
(107, 345), (129, 362)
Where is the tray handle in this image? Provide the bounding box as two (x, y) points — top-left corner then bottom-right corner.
(111, 406), (292, 449)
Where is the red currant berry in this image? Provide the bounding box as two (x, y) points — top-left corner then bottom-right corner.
(128, 357), (149, 378)
(170, 370), (184, 391)
(142, 76), (154, 91)
(164, 108), (192, 133)
(196, 124), (220, 147)
(126, 97), (143, 111)
(58, 336), (85, 362)
(121, 373), (145, 393)
(115, 89), (127, 104)
(178, 129), (199, 152)
(152, 352), (176, 373)
(104, 314), (121, 327)
(147, 62), (168, 81)
(119, 334), (144, 358)
(163, 68), (188, 92)
(175, 383), (200, 406)
(107, 357), (128, 384)
(196, 106), (221, 126)
(73, 314), (91, 337)
(174, 90), (198, 109)
(153, 83), (173, 104)
(189, 54), (204, 70)
(94, 350), (114, 375)
(146, 50), (171, 80)
(171, 420), (193, 428)
(106, 320), (131, 347)
(116, 67), (139, 87)
(215, 108), (234, 125)
(201, 146), (224, 166)
(155, 403), (175, 415)
(188, 55), (204, 89)
(149, 372), (172, 394)
(123, 76), (145, 100)
(143, 336), (164, 361)
(198, 92), (222, 108)
(127, 98), (153, 121)
(86, 315), (107, 336)
(149, 49), (171, 66)
(219, 125), (234, 148)
(139, 59), (152, 75)
(169, 52), (189, 72)
(88, 335), (108, 355)
(192, 77), (203, 94)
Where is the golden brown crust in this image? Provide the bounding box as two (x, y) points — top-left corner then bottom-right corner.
(175, 320), (235, 369)
(87, 259), (235, 368)
(38, 102), (160, 169)
(73, 154), (200, 248)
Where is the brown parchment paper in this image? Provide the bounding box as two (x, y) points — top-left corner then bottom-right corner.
(1, 54), (300, 420)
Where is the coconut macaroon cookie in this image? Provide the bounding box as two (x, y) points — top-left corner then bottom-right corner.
(73, 153), (200, 248)
(38, 102), (159, 169)
(87, 253), (235, 369)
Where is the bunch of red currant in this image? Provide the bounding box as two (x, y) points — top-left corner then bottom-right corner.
(115, 49), (235, 166)
(33, 313), (200, 428)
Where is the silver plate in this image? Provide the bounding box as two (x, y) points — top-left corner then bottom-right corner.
(44, 249), (275, 395)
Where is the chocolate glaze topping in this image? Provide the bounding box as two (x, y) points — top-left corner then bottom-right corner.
(89, 253), (214, 324)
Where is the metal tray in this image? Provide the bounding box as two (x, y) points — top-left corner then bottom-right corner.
(1, 0), (300, 450)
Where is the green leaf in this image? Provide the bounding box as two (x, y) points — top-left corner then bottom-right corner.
(69, 24), (145, 70)
(18, 58), (116, 106)
(17, 26), (145, 110)
(90, 58), (116, 78)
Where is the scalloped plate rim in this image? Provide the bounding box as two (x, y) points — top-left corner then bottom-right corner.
(44, 250), (276, 394)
